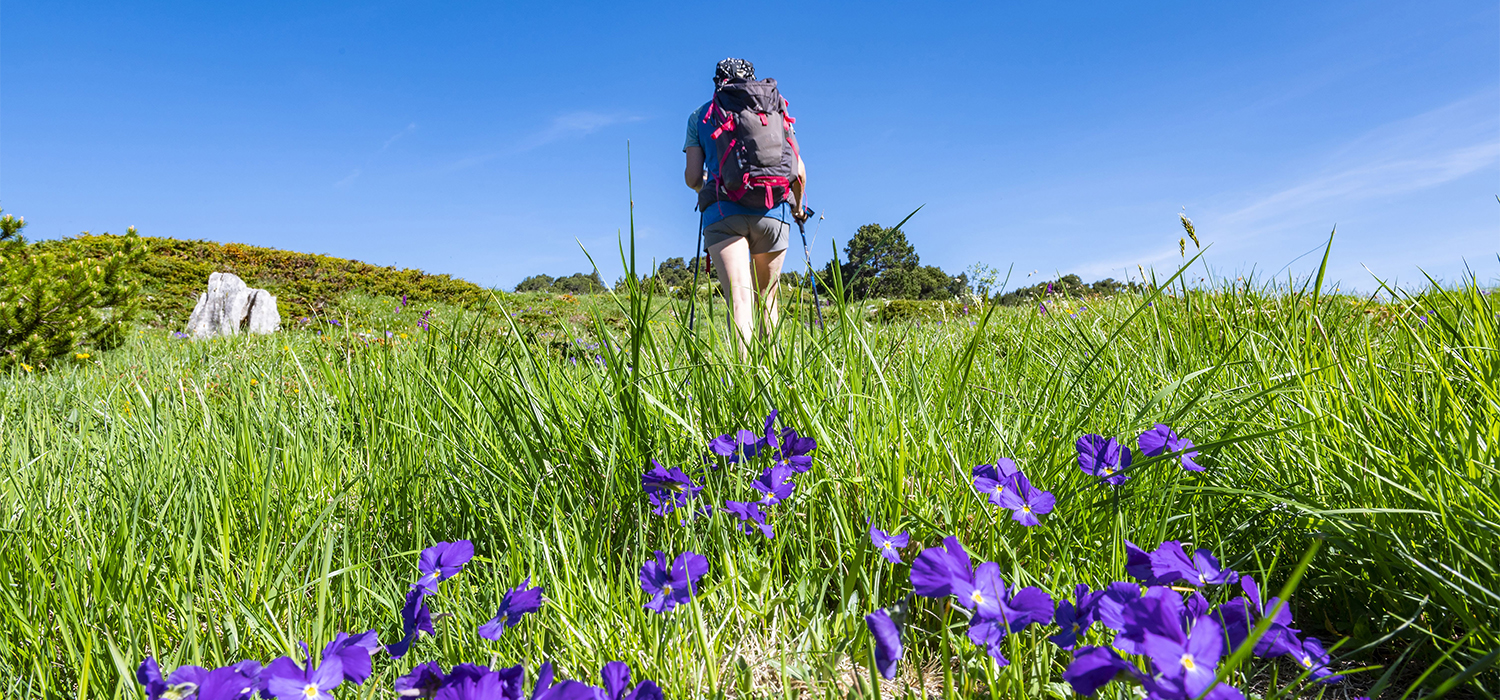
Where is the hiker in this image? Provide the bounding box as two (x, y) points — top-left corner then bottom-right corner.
(684, 57), (807, 359)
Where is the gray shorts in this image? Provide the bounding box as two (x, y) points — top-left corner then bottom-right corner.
(702, 215), (790, 255)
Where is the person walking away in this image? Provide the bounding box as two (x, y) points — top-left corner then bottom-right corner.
(683, 58), (807, 360)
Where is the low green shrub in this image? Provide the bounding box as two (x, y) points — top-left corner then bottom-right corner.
(34, 234), (497, 328)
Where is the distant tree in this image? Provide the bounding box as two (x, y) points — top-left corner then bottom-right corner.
(644, 257), (695, 293)
(994, 274), (1140, 306)
(515, 274), (555, 292)
(515, 271), (605, 294)
(0, 210), (145, 370)
(552, 271), (606, 295)
(821, 223), (964, 300)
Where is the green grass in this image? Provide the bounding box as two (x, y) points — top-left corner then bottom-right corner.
(1, 249), (1496, 698)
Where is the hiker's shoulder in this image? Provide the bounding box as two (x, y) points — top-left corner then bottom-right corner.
(688, 101), (711, 122)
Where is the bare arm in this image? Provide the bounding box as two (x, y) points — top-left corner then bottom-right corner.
(789, 135), (808, 221)
(684, 146), (706, 191)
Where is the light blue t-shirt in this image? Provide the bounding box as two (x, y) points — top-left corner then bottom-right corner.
(685, 101), (794, 228)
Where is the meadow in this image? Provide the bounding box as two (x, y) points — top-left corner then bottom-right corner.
(1, 248), (1495, 699)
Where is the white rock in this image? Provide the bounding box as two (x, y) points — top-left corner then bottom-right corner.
(185, 272), (280, 339)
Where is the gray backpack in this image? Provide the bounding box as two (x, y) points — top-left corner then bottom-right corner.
(697, 77), (799, 211)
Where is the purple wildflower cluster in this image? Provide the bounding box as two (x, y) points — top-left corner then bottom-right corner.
(640, 409), (815, 539)
(717, 409), (814, 538)
(1059, 541), (1344, 698)
(1078, 423), (1203, 485)
(911, 537), (1054, 668)
(134, 539), (605, 699)
(972, 458), (1055, 526)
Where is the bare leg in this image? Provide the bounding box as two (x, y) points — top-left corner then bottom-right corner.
(708, 236), (754, 361)
(752, 249), (786, 340)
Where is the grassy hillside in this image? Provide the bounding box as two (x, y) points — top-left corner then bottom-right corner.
(2, 256), (1495, 697)
(36, 234), (498, 328)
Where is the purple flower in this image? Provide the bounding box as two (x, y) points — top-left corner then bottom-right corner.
(865, 609), (904, 679)
(723, 499), (774, 539)
(957, 561), (1009, 616)
(1112, 587), (1188, 655)
(597, 662), (662, 700)
(1213, 575), (1301, 658)
(1125, 540), (1165, 584)
(972, 459), (1021, 505)
(774, 427), (817, 472)
(640, 460), (702, 515)
(1142, 615), (1232, 700)
(1093, 581), (1144, 634)
(479, 577), (546, 639)
(322, 630), (380, 684)
(751, 464), (795, 505)
(419, 309), (433, 330)
(264, 655), (344, 700)
(601, 661), (631, 700)
(993, 472), (1055, 526)
(1049, 599), (1090, 649)
(1138, 424), (1203, 471)
(638, 550), (708, 613)
(1293, 636), (1342, 683)
(1063, 646), (1138, 696)
(194, 665), (263, 700)
(1076, 435), (1131, 485)
(387, 586), (435, 658)
(910, 536), (974, 599)
(416, 540), (475, 594)
(394, 661), (446, 697)
(1146, 541), (1239, 586)
(708, 430), (763, 462)
(135, 658), (170, 700)
(868, 525), (910, 564)
(966, 584), (1051, 667)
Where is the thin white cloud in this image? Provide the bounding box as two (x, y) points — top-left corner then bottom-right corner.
(435, 110), (643, 174)
(519, 111), (642, 151)
(381, 123), (418, 151)
(333, 123), (419, 188)
(1074, 91), (1500, 278)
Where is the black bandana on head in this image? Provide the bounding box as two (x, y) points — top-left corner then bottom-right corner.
(715, 58), (755, 85)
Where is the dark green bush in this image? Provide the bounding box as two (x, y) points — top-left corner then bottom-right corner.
(0, 213), (146, 370)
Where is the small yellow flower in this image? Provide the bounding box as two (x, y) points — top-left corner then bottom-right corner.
(250, 379), (258, 385)
(399, 333), (409, 339)
(75, 353), (91, 360)
(21, 363), (33, 373)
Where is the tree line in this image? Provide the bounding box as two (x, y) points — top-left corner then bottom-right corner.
(513, 222), (1137, 305)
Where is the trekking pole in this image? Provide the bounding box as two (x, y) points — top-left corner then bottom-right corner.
(687, 209), (706, 333)
(797, 206), (825, 330)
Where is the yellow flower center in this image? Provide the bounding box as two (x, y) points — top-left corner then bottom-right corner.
(663, 585), (673, 596)
(1022, 505), (1031, 513)
(496, 613), (508, 626)
(970, 591), (985, 605)
(882, 541), (892, 549)
(1300, 655), (1312, 668)
(1180, 653), (1196, 671)
(302, 684), (320, 699)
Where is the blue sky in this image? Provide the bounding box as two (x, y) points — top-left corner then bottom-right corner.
(3, 1), (1496, 291)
